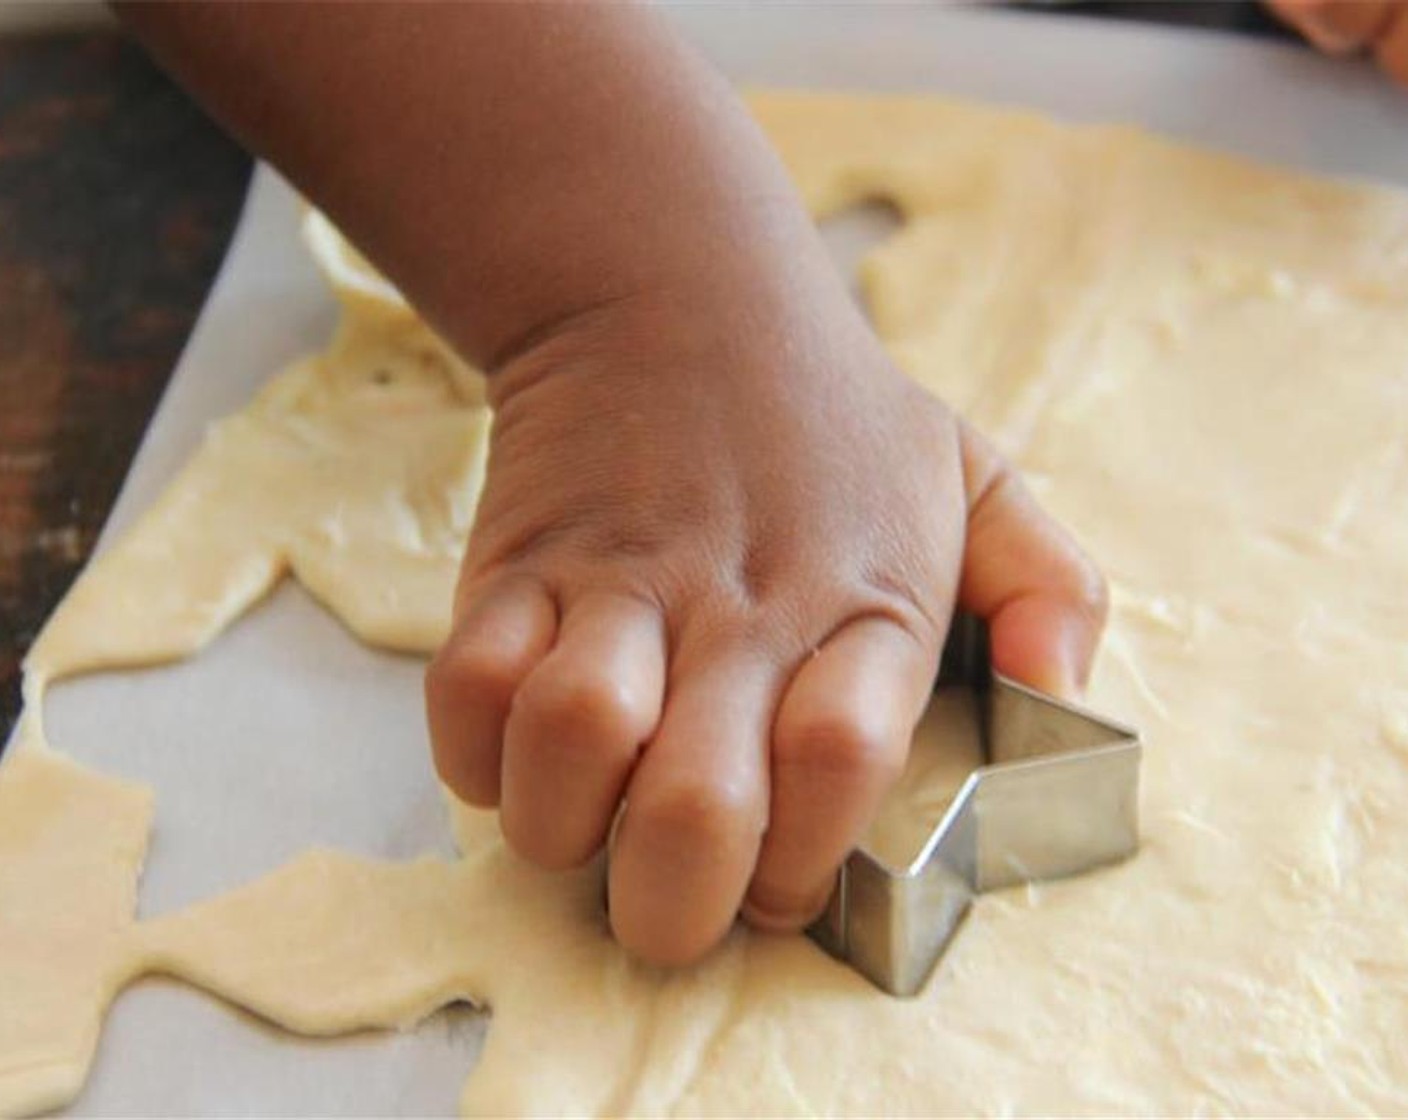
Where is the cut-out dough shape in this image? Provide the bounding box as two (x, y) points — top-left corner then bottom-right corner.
(5, 91), (1408, 1115)
(0, 745), (151, 1117)
(28, 311), (488, 684)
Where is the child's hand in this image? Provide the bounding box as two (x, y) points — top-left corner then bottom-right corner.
(121, 3), (1104, 967)
(1267, 0), (1408, 85)
(425, 272), (1105, 965)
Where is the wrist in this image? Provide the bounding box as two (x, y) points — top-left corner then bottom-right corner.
(473, 190), (827, 374)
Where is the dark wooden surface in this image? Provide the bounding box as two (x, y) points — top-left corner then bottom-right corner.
(0, 33), (250, 738)
(1020, 1), (1293, 39)
(0, 8), (1296, 740)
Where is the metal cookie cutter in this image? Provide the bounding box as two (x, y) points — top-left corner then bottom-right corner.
(809, 612), (1141, 997)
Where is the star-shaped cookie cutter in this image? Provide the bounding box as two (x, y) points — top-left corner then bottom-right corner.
(809, 612), (1141, 997)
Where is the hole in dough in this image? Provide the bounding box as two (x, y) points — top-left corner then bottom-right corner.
(818, 196), (904, 314)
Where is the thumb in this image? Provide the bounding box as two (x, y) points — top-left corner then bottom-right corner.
(956, 422), (1109, 700)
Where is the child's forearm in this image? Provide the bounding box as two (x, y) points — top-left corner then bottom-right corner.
(117, 2), (828, 372)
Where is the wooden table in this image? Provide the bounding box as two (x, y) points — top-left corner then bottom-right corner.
(0, 33), (249, 737)
(0, 6), (1297, 739)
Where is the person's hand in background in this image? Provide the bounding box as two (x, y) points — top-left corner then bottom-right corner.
(1268, 0), (1408, 85)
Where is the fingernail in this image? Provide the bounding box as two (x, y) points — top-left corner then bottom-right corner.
(1039, 621), (1085, 701)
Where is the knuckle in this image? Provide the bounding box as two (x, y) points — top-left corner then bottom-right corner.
(634, 777), (758, 853)
(425, 639), (521, 714)
(516, 666), (650, 755)
(776, 705), (898, 787)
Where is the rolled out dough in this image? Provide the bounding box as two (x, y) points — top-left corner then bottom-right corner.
(4, 91), (1408, 1115)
